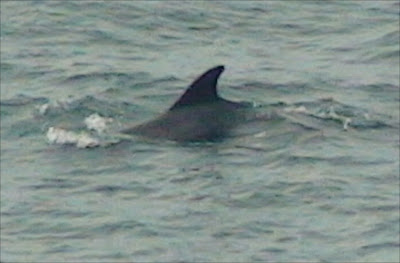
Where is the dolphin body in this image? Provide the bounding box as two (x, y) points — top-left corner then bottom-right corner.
(122, 65), (251, 142)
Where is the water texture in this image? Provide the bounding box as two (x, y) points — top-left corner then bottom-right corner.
(1, 1), (399, 262)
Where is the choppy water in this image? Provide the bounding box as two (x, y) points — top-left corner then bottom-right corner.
(1, 1), (399, 262)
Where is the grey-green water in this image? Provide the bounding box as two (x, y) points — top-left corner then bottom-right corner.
(1, 1), (399, 262)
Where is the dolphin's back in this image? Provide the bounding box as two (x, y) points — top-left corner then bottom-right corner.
(130, 101), (247, 141)
(122, 65), (250, 142)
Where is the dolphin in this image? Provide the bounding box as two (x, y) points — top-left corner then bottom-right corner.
(122, 65), (251, 142)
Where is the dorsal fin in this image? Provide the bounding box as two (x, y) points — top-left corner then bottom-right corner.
(169, 65), (225, 110)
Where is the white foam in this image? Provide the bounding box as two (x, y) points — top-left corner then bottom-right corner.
(36, 98), (74, 116)
(84, 113), (113, 134)
(38, 103), (50, 115)
(343, 118), (352, 131)
(46, 127), (99, 148)
(254, 131), (267, 138)
(327, 106), (352, 131)
(283, 105), (308, 113)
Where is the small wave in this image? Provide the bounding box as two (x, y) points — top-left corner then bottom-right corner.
(60, 71), (148, 85)
(284, 97), (397, 131)
(283, 102), (351, 131)
(91, 185), (131, 194)
(27, 178), (86, 190)
(360, 242), (400, 252)
(35, 95), (133, 120)
(0, 94), (48, 106)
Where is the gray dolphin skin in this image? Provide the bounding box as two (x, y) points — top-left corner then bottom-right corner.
(122, 65), (250, 142)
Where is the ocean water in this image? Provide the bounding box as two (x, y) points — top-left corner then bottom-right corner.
(1, 1), (399, 262)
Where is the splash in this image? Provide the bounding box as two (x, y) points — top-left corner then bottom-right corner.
(84, 113), (113, 134)
(46, 114), (114, 148)
(46, 127), (99, 148)
(284, 104), (352, 131)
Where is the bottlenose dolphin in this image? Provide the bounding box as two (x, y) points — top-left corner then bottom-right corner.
(122, 65), (251, 142)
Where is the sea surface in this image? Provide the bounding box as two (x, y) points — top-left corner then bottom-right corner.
(1, 1), (399, 262)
